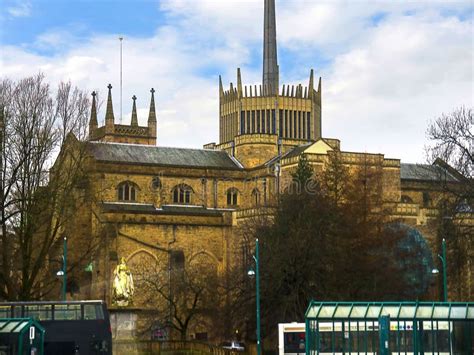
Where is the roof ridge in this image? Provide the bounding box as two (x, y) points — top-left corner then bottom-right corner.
(89, 141), (228, 153)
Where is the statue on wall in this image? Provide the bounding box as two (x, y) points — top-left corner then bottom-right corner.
(112, 257), (134, 307)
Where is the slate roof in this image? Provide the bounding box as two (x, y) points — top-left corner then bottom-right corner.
(283, 142), (313, 160)
(400, 163), (460, 182)
(264, 142), (312, 166)
(88, 142), (242, 170)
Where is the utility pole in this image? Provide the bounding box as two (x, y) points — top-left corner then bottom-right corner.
(119, 37), (123, 124)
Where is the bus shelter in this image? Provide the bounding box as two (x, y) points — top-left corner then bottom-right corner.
(305, 302), (474, 355)
(0, 318), (45, 355)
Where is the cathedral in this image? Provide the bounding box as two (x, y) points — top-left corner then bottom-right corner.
(62, 0), (470, 341)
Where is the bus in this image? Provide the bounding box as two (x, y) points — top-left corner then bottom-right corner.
(0, 300), (112, 355)
(278, 323), (306, 355)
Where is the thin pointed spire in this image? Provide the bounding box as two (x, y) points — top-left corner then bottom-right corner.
(263, 0), (279, 95)
(148, 88), (156, 124)
(308, 69), (314, 98)
(219, 75), (224, 98)
(318, 77), (322, 92)
(105, 84), (114, 124)
(89, 91), (98, 131)
(237, 68), (243, 97)
(131, 95), (138, 126)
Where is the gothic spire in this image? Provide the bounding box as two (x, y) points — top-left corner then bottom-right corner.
(237, 68), (243, 97)
(148, 88), (156, 124)
(89, 91), (98, 135)
(308, 69), (314, 98)
(131, 95), (138, 126)
(219, 75), (224, 98)
(105, 84), (115, 124)
(263, 0), (279, 96)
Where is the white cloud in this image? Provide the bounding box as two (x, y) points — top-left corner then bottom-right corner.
(323, 10), (473, 162)
(0, 0), (472, 164)
(6, 1), (31, 18)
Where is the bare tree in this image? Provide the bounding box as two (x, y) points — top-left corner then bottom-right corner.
(0, 73), (95, 300)
(55, 81), (90, 143)
(425, 106), (473, 300)
(426, 106), (473, 179)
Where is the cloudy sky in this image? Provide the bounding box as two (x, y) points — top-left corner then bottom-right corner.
(1, 0), (472, 163)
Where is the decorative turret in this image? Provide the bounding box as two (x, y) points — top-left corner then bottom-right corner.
(147, 88), (157, 144)
(237, 68), (243, 98)
(308, 69), (314, 99)
(88, 91), (98, 139)
(219, 75), (224, 98)
(105, 84), (115, 133)
(131, 95), (138, 126)
(87, 84), (157, 146)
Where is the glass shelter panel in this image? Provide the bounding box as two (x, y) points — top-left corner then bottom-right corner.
(367, 305), (382, 318)
(349, 306), (367, 319)
(450, 305), (466, 319)
(334, 305), (351, 318)
(306, 305), (321, 318)
(399, 305), (416, 318)
(416, 305), (433, 318)
(433, 304), (450, 319)
(381, 305), (400, 318)
(464, 305), (473, 319)
(318, 306), (336, 318)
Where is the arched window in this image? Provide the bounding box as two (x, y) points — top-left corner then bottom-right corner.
(173, 184), (193, 204)
(117, 181), (138, 201)
(226, 188), (239, 206)
(401, 195), (413, 204)
(252, 188), (260, 206)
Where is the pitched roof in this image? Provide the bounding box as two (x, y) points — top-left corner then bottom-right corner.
(88, 142), (242, 170)
(284, 143), (313, 160)
(400, 163), (460, 182)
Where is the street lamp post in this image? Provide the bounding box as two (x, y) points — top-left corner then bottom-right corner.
(433, 238), (448, 302)
(62, 237), (67, 301)
(255, 239), (261, 355)
(248, 239), (261, 355)
(439, 238), (447, 302)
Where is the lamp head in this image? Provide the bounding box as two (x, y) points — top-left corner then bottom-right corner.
(431, 268), (440, 274)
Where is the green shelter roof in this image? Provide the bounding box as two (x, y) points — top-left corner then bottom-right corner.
(0, 318), (45, 334)
(305, 302), (474, 321)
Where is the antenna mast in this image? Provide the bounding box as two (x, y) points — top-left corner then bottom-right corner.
(119, 36), (123, 124)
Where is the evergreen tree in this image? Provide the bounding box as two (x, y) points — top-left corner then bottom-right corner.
(291, 153), (314, 191)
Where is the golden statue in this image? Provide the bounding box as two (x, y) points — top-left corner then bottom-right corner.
(112, 257), (134, 307)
